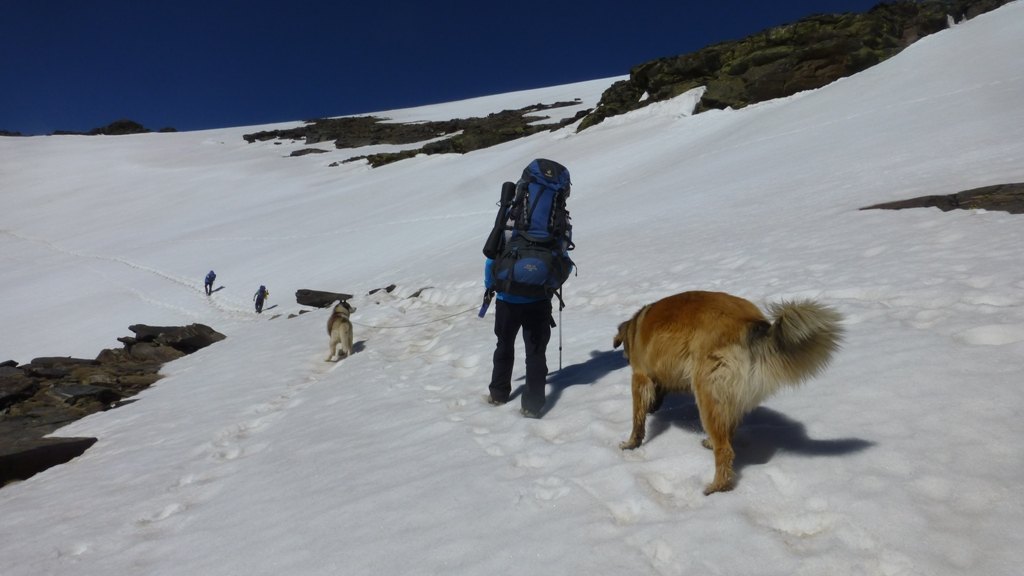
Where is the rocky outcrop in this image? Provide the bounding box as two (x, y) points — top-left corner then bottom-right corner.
(125, 323), (226, 354)
(53, 119), (151, 136)
(243, 101), (589, 167)
(244, 115), (451, 147)
(295, 289), (354, 308)
(0, 437), (97, 486)
(0, 324), (225, 487)
(861, 183), (1024, 214)
(48, 119), (177, 136)
(290, 148), (329, 157)
(579, 0), (1013, 130)
(240, 2), (1012, 166)
(88, 119), (151, 135)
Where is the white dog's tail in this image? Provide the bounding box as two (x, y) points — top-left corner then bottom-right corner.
(749, 299), (844, 389)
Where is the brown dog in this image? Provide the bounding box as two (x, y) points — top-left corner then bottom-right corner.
(614, 290), (843, 495)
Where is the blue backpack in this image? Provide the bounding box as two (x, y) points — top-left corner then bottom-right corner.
(486, 159), (575, 299)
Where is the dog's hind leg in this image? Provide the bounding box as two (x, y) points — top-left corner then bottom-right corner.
(648, 385), (666, 414)
(694, 370), (741, 495)
(620, 370), (657, 450)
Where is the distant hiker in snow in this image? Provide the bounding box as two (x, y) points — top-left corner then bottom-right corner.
(254, 285), (269, 313)
(481, 159), (574, 419)
(205, 270), (216, 296)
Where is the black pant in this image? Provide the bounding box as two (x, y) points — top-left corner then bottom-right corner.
(488, 298), (552, 413)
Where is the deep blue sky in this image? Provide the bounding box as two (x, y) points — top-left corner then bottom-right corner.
(1, 0), (882, 135)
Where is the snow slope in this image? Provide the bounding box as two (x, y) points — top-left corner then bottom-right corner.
(2, 4), (1023, 575)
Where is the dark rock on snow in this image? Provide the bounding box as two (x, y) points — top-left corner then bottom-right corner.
(244, 101), (588, 167)
(128, 323), (226, 354)
(295, 289), (353, 308)
(861, 183), (1024, 214)
(0, 438), (98, 487)
(240, 1), (1011, 168)
(0, 324), (225, 487)
(579, 0), (1014, 130)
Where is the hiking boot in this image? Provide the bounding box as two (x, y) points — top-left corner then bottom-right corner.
(486, 395), (508, 406)
(520, 407), (542, 419)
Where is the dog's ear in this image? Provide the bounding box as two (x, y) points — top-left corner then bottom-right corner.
(614, 320), (633, 360)
(613, 321), (627, 349)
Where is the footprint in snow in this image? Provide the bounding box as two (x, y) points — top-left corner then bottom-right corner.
(514, 452), (548, 469)
(531, 476), (570, 501)
(136, 502), (186, 526)
(955, 324), (1024, 346)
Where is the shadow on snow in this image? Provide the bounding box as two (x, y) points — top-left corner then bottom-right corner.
(505, 349), (628, 414)
(542, 349), (872, 475)
(647, 394), (874, 478)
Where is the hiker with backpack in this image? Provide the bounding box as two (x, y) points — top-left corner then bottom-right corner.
(204, 270), (216, 296)
(254, 285), (269, 313)
(481, 159), (575, 418)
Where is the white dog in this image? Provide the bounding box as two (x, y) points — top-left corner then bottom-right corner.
(325, 301), (355, 362)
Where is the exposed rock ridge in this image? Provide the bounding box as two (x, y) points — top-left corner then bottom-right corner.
(0, 324), (225, 486)
(579, 0), (1012, 130)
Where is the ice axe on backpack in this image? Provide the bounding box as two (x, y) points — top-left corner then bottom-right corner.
(482, 181), (517, 260)
(478, 288), (495, 318)
(480, 181), (517, 318)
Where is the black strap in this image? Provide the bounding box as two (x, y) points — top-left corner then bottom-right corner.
(554, 287), (565, 311)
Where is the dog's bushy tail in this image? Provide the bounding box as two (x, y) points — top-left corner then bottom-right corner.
(750, 299), (844, 389)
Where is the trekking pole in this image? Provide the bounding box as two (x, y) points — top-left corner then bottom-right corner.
(558, 303), (563, 371)
(556, 287), (564, 371)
